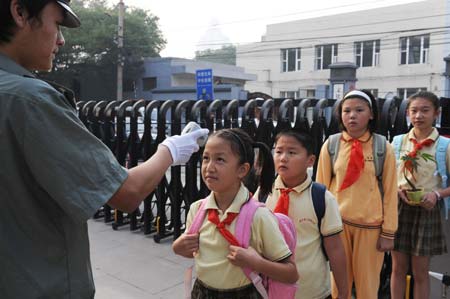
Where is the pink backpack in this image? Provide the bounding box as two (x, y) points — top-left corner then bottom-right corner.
(185, 197), (297, 299)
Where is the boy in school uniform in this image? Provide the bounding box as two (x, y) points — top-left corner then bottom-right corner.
(260, 130), (348, 299)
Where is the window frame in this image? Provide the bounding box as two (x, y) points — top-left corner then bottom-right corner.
(280, 91), (299, 99)
(397, 87), (427, 99)
(399, 34), (430, 65)
(315, 44), (338, 70)
(354, 40), (380, 67)
(142, 77), (157, 91)
(281, 48), (301, 72)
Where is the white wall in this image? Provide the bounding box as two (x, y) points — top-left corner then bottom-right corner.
(237, 0), (448, 98)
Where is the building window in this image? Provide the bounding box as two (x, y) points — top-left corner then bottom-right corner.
(315, 44), (338, 70)
(397, 87), (427, 99)
(298, 89), (316, 98)
(280, 91), (298, 99)
(400, 34), (429, 65)
(364, 89), (378, 98)
(355, 40), (380, 67)
(142, 77), (157, 91)
(281, 48), (301, 72)
(306, 89), (316, 98)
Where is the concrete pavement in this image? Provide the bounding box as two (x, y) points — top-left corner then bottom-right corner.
(89, 217), (450, 299)
(89, 218), (188, 299)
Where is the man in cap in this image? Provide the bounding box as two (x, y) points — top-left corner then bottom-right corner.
(0, 1), (208, 298)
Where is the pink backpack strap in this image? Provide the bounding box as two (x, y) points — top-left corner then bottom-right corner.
(234, 198), (263, 247)
(185, 198), (208, 299)
(234, 199), (269, 299)
(187, 198), (208, 234)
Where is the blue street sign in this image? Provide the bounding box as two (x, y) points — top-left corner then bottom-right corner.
(196, 69), (214, 101)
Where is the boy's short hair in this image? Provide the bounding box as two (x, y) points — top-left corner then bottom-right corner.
(274, 129), (315, 155)
(0, 0), (80, 44)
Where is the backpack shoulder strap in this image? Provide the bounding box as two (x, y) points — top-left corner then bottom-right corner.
(435, 136), (450, 221)
(311, 182), (328, 260)
(436, 136), (450, 189)
(187, 198), (208, 234)
(234, 199), (269, 299)
(184, 198), (209, 299)
(373, 134), (387, 197)
(311, 182), (326, 234)
(373, 134), (387, 178)
(327, 133), (342, 173)
(234, 198), (262, 248)
(392, 134), (405, 162)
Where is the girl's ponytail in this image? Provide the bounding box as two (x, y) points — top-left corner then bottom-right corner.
(252, 142), (275, 202)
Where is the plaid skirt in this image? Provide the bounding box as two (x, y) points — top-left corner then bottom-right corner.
(191, 279), (262, 299)
(394, 200), (447, 256)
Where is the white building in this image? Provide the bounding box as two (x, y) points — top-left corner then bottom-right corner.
(236, 0), (450, 99)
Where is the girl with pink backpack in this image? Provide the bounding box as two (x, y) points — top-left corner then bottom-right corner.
(172, 128), (298, 299)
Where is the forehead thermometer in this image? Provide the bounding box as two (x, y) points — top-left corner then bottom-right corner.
(181, 121), (207, 146)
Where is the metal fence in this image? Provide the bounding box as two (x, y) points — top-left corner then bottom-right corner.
(78, 97), (450, 243)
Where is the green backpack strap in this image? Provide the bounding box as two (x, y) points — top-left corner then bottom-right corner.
(327, 133), (342, 175)
(372, 133), (387, 198)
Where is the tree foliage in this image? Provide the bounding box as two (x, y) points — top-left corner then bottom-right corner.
(195, 45), (236, 65)
(40, 0), (166, 100)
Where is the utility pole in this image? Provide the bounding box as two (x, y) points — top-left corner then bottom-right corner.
(117, 0), (124, 101)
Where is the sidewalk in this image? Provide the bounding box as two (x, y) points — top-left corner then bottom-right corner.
(89, 219), (188, 299)
(89, 217), (450, 299)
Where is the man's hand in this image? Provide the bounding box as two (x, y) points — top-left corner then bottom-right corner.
(160, 129), (209, 165)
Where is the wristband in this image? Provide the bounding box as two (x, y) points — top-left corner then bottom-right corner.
(433, 190), (441, 201)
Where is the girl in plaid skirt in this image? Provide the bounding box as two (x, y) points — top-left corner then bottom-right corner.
(391, 91), (450, 299)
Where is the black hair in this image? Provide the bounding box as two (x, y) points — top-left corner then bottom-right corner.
(0, 0), (53, 44)
(274, 129), (315, 156)
(335, 89), (379, 133)
(407, 91), (440, 111)
(211, 128), (275, 201)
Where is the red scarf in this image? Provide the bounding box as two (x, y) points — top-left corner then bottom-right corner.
(409, 138), (434, 155)
(207, 209), (240, 246)
(339, 138), (365, 191)
(273, 188), (294, 215)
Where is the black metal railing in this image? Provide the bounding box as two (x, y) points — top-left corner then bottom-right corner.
(80, 97), (450, 242)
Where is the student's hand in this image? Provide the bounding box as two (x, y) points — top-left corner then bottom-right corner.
(376, 236), (394, 252)
(227, 245), (262, 269)
(398, 188), (409, 204)
(420, 192), (438, 210)
(160, 129), (209, 165)
(172, 233), (199, 258)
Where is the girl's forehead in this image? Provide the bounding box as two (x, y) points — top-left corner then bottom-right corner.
(409, 98), (434, 108)
(342, 97), (370, 107)
(205, 136), (233, 152)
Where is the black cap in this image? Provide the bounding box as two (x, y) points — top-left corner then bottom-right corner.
(56, 0), (80, 28)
